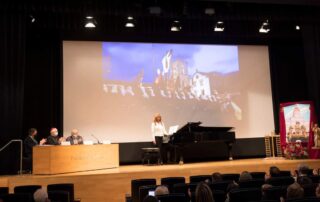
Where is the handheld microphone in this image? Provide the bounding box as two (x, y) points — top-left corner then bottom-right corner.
(91, 134), (102, 144)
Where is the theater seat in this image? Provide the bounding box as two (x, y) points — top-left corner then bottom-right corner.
(131, 179), (156, 202)
(47, 183), (75, 202)
(229, 188), (262, 202)
(264, 186), (287, 201)
(161, 177), (185, 193)
(267, 176), (295, 186)
(238, 179), (265, 188)
(14, 185), (42, 195)
(0, 187), (9, 195)
(138, 185), (157, 202)
(279, 171), (291, 177)
(212, 190), (226, 202)
(222, 173), (240, 182)
(172, 183), (189, 201)
(157, 193), (186, 202)
(250, 172), (266, 179)
(48, 190), (70, 202)
(210, 180), (232, 192)
(285, 197), (320, 202)
(189, 175), (212, 183)
(0, 193), (33, 202)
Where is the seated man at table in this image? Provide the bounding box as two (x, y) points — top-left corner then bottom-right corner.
(66, 129), (84, 145)
(46, 128), (63, 145)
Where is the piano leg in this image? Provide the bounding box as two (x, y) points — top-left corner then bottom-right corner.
(227, 143), (233, 160)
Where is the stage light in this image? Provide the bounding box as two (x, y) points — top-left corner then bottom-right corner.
(125, 16), (135, 28)
(171, 20), (182, 32)
(259, 20), (270, 33)
(29, 15), (36, 23)
(214, 21), (224, 32)
(85, 16), (96, 28)
(296, 25), (300, 30)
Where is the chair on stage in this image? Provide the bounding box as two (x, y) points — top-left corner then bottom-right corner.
(161, 177), (185, 193)
(222, 174), (240, 182)
(0, 187), (9, 195)
(189, 175), (212, 183)
(48, 190), (70, 202)
(250, 172), (266, 179)
(228, 188), (262, 202)
(141, 148), (160, 165)
(47, 183), (75, 202)
(131, 179), (156, 202)
(267, 176), (295, 186)
(238, 179), (265, 189)
(157, 193), (186, 202)
(14, 185), (42, 195)
(138, 185), (157, 202)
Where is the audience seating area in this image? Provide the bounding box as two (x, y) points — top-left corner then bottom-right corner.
(0, 183), (77, 202)
(128, 167), (320, 202)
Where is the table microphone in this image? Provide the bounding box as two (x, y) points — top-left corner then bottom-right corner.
(91, 134), (102, 144)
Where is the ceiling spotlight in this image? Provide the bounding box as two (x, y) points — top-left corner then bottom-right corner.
(84, 16), (96, 28)
(296, 25), (300, 30)
(171, 20), (182, 32)
(214, 21), (224, 32)
(125, 16), (135, 28)
(259, 20), (270, 33)
(29, 15), (36, 23)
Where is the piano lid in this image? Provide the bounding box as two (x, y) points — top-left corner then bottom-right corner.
(176, 122), (234, 133)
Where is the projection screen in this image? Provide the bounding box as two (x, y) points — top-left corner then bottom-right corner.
(63, 41), (274, 143)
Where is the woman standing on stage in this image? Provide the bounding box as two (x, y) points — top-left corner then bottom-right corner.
(151, 113), (168, 164)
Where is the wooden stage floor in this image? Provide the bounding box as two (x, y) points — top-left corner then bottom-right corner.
(1, 158), (320, 202)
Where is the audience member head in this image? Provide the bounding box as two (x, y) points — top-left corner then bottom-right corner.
(29, 128), (37, 137)
(269, 166), (281, 177)
(50, 128), (58, 137)
(297, 176), (312, 186)
(143, 195), (158, 202)
(298, 164), (310, 176)
(239, 171), (252, 182)
(34, 188), (50, 202)
(212, 172), (223, 183)
(71, 129), (79, 137)
(316, 183), (320, 198)
(195, 182), (215, 202)
(155, 185), (169, 196)
(286, 182), (304, 199)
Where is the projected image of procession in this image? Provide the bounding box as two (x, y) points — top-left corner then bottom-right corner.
(102, 42), (242, 120)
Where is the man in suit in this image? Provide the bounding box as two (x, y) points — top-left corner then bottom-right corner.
(66, 129), (84, 145)
(46, 128), (63, 145)
(23, 128), (46, 171)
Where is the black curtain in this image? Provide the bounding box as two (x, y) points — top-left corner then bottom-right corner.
(0, 11), (26, 174)
(302, 23), (320, 120)
(268, 37), (309, 132)
(22, 29), (62, 141)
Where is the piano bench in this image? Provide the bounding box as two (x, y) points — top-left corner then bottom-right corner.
(141, 148), (161, 165)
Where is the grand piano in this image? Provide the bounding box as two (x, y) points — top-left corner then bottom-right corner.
(169, 122), (236, 163)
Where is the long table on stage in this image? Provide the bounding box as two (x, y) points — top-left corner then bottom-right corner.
(33, 144), (119, 175)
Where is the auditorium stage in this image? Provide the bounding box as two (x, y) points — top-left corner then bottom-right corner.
(1, 158), (320, 202)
